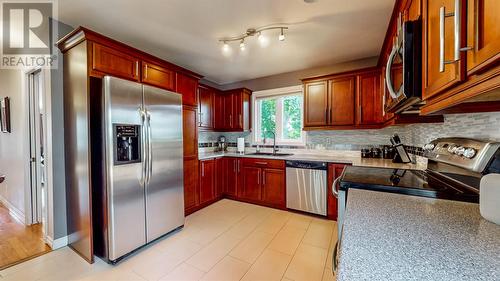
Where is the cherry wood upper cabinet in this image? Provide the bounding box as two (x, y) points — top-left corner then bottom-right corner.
(261, 168), (285, 208)
(198, 85), (214, 130)
(199, 159), (215, 204)
(357, 70), (383, 125)
(329, 77), (355, 125)
(182, 106), (198, 158)
(222, 88), (252, 131)
(176, 73), (199, 106)
(423, 0), (466, 100)
(92, 43), (139, 81)
(304, 81), (329, 127)
(214, 93), (225, 129)
(466, 0), (500, 75)
(141, 61), (175, 91)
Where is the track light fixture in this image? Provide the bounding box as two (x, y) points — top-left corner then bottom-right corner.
(219, 25), (288, 53)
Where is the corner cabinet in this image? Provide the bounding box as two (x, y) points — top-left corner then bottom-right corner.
(214, 88), (252, 132)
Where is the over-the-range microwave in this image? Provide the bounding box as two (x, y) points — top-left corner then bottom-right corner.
(385, 18), (422, 114)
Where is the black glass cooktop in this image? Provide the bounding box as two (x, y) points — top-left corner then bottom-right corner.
(339, 166), (479, 203)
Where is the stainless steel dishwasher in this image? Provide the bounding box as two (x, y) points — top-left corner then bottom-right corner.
(286, 160), (327, 216)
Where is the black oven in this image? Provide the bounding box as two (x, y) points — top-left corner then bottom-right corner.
(385, 18), (422, 113)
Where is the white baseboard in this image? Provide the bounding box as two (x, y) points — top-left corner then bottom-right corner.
(45, 235), (68, 250)
(0, 195), (25, 224)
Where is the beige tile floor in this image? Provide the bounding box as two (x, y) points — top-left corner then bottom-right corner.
(0, 199), (338, 281)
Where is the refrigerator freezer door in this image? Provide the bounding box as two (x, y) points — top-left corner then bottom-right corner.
(104, 76), (147, 261)
(143, 85), (185, 242)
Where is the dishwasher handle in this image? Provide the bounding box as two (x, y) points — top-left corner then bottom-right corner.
(285, 160), (327, 170)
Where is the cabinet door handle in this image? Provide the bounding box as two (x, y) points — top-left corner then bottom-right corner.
(239, 114), (242, 127)
(201, 162), (205, 177)
(135, 61), (139, 77)
(255, 162), (268, 165)
(144, 64), (148, 79)
(237, 160), (240, 172)
(439, 0), (465, 73)
(257, 170), (260, 185)
(262, 171), (266, 186)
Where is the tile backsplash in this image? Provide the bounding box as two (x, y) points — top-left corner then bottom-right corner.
(198, 112), (500, 150)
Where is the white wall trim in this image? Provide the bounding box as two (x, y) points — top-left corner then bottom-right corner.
(252, 85), (303, 98)
(45, 235), (68, 250)
(251, 85), (305, 145)
(0, 194), (26, 224)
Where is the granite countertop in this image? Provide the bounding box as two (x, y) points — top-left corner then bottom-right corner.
(338, 189), (500, 281)
(198, 150), (427, 170)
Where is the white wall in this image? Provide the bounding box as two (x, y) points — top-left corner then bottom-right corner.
(0, 69), (28, 219)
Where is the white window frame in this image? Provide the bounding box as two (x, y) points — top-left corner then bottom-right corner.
(252, 85), (305, 146)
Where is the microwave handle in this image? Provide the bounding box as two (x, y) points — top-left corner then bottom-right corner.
(385, 45), (403, 99)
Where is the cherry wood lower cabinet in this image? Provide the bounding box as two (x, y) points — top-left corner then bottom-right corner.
(224, 157), (240, 197)
(214, 157), (224, 199)
(199, 159), (215, 205)
(238, 158), (286, 208)
(261, 168), (286, 208)
(183, 158), (199, 214)
(327, 163), (349, 220)
(240, 166), (262, 201)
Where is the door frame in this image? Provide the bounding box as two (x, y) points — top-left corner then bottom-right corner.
(22, 67), (54, 245)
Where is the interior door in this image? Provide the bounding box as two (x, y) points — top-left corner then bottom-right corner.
(104, 76), (145, 260)
(143, 85), (184, 242)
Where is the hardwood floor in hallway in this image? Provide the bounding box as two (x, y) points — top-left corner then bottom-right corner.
(0, 203), (51, 270)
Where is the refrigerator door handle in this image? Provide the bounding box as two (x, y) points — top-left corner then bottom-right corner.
(139, 107), (147, 187)
(146, 110), (153, 184)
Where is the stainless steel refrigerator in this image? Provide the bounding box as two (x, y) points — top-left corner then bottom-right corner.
(94, 76), (184, 262)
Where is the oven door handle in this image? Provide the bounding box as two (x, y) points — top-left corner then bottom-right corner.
(332, 176), (340, 198)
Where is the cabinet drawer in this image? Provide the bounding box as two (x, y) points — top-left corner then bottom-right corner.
(92, 43), (139, 80)
(242, 158), (285, 169)
(142, 61), (175, 90)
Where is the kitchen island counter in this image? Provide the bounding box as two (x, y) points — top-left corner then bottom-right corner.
(337, 189), (500, 281)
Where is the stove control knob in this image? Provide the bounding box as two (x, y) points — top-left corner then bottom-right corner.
(455, 146), (466, 156)
(424, 143), (435, 150)
(463, 148), (477, 159)
(448, 145), (458, 153)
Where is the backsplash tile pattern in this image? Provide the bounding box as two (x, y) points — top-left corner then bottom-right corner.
(405, 112), (500, 146)
(198, 112), (500, 151)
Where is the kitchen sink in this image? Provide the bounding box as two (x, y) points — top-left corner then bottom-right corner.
(247, 152), (294, 157)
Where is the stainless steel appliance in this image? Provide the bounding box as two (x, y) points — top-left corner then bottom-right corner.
(286, 160), (327, 216)
(93, 76), (184, 263)
(331, 137), (500, 272)
(216, 135), (227, 152)
(385, 17), (423, 113)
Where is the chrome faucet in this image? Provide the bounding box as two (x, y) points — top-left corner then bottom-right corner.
(267, 131), (279, 155)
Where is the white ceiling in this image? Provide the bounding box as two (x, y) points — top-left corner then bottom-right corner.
(58, 0), (395, 85)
